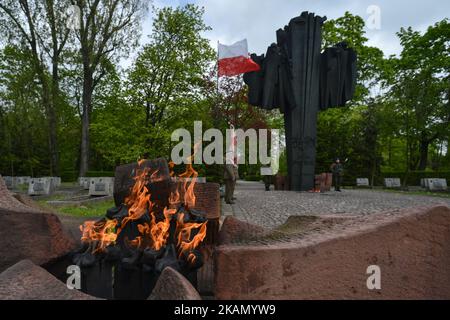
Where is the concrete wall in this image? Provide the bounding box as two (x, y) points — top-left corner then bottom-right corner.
(215, 205), (450, 299)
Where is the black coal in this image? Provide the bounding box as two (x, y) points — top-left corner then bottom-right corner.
(71, 160), (207, 300)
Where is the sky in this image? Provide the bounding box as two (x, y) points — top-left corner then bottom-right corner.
(138, 0), (449, 60)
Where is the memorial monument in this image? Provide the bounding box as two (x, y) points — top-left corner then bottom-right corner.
(244, 12), (357, 191)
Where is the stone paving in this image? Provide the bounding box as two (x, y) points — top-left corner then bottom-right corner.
(222, 180), (450, 229)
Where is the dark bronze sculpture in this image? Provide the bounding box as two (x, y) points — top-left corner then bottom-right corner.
(244, 12), (357, 191)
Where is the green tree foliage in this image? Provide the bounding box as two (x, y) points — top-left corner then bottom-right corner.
(0, 0), (73, 174)
(322, 12), (386, 102)
(0, 6), (448, 185)
(317, 14), (449, 183)
(0, 46), (47, 175)
(90, 4), (215, 165)
(387, 19), (450, 171)
(317, 12), (386, 180)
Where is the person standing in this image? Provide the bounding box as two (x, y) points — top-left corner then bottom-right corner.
(223, 152), (236, 204)
(330, 158), (344, 192)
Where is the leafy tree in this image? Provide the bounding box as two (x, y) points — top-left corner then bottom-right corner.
(75, 0), (148, 176)
(0, 0), (72, 174)
(388, 19), (450, 171)
(127, 4), (214, 147)
(0, 46), (48, 175)
(322, 12), (386, 103)
(91, 4), (215, 163)
(317, 12), (387, 179)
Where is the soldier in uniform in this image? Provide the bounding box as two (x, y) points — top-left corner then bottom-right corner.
(223, 152), (237, 204)
(330, 158), (344, 192)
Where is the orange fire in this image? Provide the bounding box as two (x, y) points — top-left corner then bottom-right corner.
(176, 212), (207, 259)
(80, 219), (118, 253)
(80, 159), (207, 263)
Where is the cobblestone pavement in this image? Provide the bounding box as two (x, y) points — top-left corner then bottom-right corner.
(221, 180), (450, 229)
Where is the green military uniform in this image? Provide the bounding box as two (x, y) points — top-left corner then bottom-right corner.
(224, 163), (236, 204)
(330, 160), (343, 191)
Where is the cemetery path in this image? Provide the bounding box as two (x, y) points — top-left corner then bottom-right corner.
(222, 180), (450, 228)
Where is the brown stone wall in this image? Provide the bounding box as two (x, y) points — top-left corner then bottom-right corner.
(215, 205), (450, 299)
(0, 207), (77, 272)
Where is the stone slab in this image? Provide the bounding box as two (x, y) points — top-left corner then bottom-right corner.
(0, 206), (76, 273)
(78, 177), (90, 190)
(28, 177), (55, 196)
(88, 177), (114, 196)
(356, 178), (370, 187)
(424, 178), (447, 191)
(148, 266), (201, 300)
(384, 178), (401, 188)
(215, 205), (450, 299)
(0, 260), (98, 300)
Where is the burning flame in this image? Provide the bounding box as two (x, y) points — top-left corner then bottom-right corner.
(122, 166), (154, 227)
(80, 219), (118, 253)
(80, 157), (207, 264)
(179, 162), (198, 209)
(176, 212), (207, 259)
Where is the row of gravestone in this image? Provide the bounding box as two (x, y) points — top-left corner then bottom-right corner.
(5, 175), (209, 197)
(356, 177), (447, 191)
(3, 175), (116, 196)
(78, 177), (114, 196)
(356, 178), (401, 188)
(77, 176), (207, 197)
(3, 176), (61, 195)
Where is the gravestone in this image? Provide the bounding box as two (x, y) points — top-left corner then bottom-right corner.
(384, 178), (401, 188)
(424, 178), (447, 191)
(78, 177), (91, 190)
(356, 178), (370, 187)
(15, 176), (31, 186)
(28, 178), (55, 196)
(420, 178), (427, 188)
(43, 176), (61, 188)
(243, 12), (357, 191)
(3, 176), (13, 189)
(52, 177), (61, 188)
(89, 177), (114, 196)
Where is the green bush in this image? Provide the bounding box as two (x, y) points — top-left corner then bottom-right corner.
(61, 171), (78, 182)
(85, 171), (115, 177)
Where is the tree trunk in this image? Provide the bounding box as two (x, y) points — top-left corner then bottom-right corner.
(38, 69), (59, 176)
(388, 137), (392, 167)
(418, 138), (429, 171)
(79, 69), (93, 177)
(50, 58), (60, 176)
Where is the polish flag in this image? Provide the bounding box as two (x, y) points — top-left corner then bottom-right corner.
(218, 39), (260, 77)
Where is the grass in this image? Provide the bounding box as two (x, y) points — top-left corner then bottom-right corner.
(36, 196), (115, 217)
(56, 199), (115, 217)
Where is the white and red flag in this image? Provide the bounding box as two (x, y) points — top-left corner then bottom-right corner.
(218, 39), (260, 77)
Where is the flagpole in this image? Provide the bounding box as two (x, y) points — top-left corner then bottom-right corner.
(215, 40), (220, 127)
(216, 40), (220, 98)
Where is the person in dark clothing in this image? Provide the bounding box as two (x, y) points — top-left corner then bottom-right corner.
(330, 158), (344, 191)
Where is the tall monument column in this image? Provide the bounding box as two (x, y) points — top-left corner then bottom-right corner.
(282, 13), (325, 191)
(244, 11), (357, 191)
